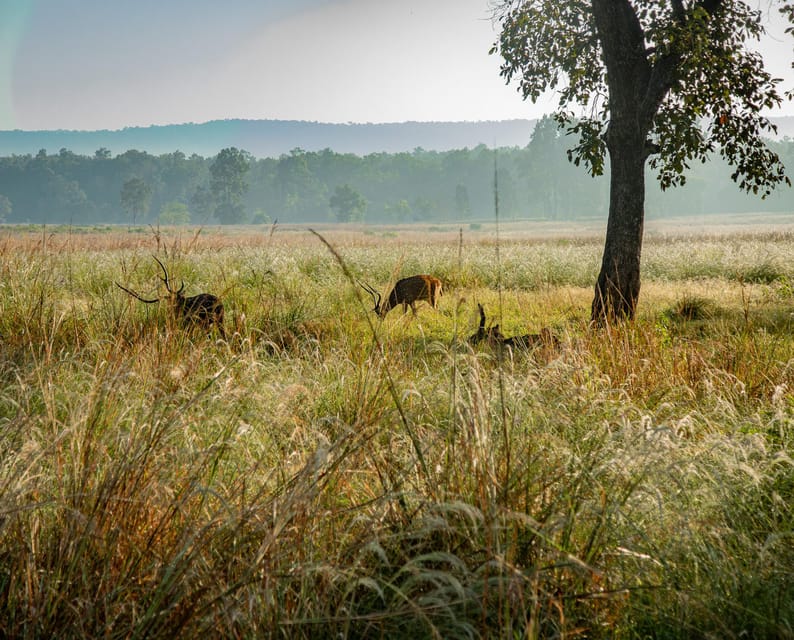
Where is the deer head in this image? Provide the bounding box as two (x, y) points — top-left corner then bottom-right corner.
(358, 280), (383, 316)
(468, 303), (505, 344)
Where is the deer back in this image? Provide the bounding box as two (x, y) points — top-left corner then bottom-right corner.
(507, 328), (560, 349)
(178, 291), (224, 323)
(502, 328), (559, 349)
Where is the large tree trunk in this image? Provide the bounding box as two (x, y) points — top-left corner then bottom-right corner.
(591, 137), (646, 323)
(590, 0), (654, 324)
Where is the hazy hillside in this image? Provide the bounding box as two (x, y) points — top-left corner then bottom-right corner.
(0, 119), (538, 158)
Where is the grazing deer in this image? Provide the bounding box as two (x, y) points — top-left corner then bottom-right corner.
(116, 256), (226, 339)
(358, 274), (443, 319)
(469, 303), (559, 350)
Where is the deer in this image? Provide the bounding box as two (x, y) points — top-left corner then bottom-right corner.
(116, 256), (226, 339)
(468, 303), (559, 350)
(358, 274), (443, 319)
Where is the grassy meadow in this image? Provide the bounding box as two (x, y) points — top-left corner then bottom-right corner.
(0, 221), (793, 638)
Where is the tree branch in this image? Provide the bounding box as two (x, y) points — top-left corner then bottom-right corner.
(672, 0), (685, 22)
(641, 0), (725, 129)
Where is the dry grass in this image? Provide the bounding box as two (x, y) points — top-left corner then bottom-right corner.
(0, 224), (792, 638)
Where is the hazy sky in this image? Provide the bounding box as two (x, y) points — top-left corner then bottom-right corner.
(1, 0), (793, 132)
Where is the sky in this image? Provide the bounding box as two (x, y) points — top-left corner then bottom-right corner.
(1, 0), (793, 132)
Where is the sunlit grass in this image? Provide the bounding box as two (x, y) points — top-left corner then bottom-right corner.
(0, 226), (792, 638)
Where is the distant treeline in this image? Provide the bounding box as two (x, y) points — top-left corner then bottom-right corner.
(1, 117), (793, 225)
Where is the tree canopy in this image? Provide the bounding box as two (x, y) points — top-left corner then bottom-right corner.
(329, 184), (367, 222)
(120, 177), (152, 226)
(210, 147), (251, 224)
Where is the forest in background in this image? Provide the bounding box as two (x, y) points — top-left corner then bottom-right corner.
(1, 116), (794, 226)
(0, 118), (538, 158)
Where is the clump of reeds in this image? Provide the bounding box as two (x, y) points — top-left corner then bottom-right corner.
(663, 295), (717, 321)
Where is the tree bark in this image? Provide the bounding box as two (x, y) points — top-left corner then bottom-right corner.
(590, 0), (652, 323)
(591, 137), (646, 323)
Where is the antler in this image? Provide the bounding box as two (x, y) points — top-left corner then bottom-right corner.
(115, 282), (160, 304)
(477, 303), (486, 331)
(357, 280), (381, 311)
(153, 256), (185, 295)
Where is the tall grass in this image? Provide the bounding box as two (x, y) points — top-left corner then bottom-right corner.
(0, 227), (792, 638)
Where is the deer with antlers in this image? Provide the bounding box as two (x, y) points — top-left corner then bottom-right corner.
(358, 274), (443, 319)
(116, 256), (226, 339)
(469, 303), (558, 350)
